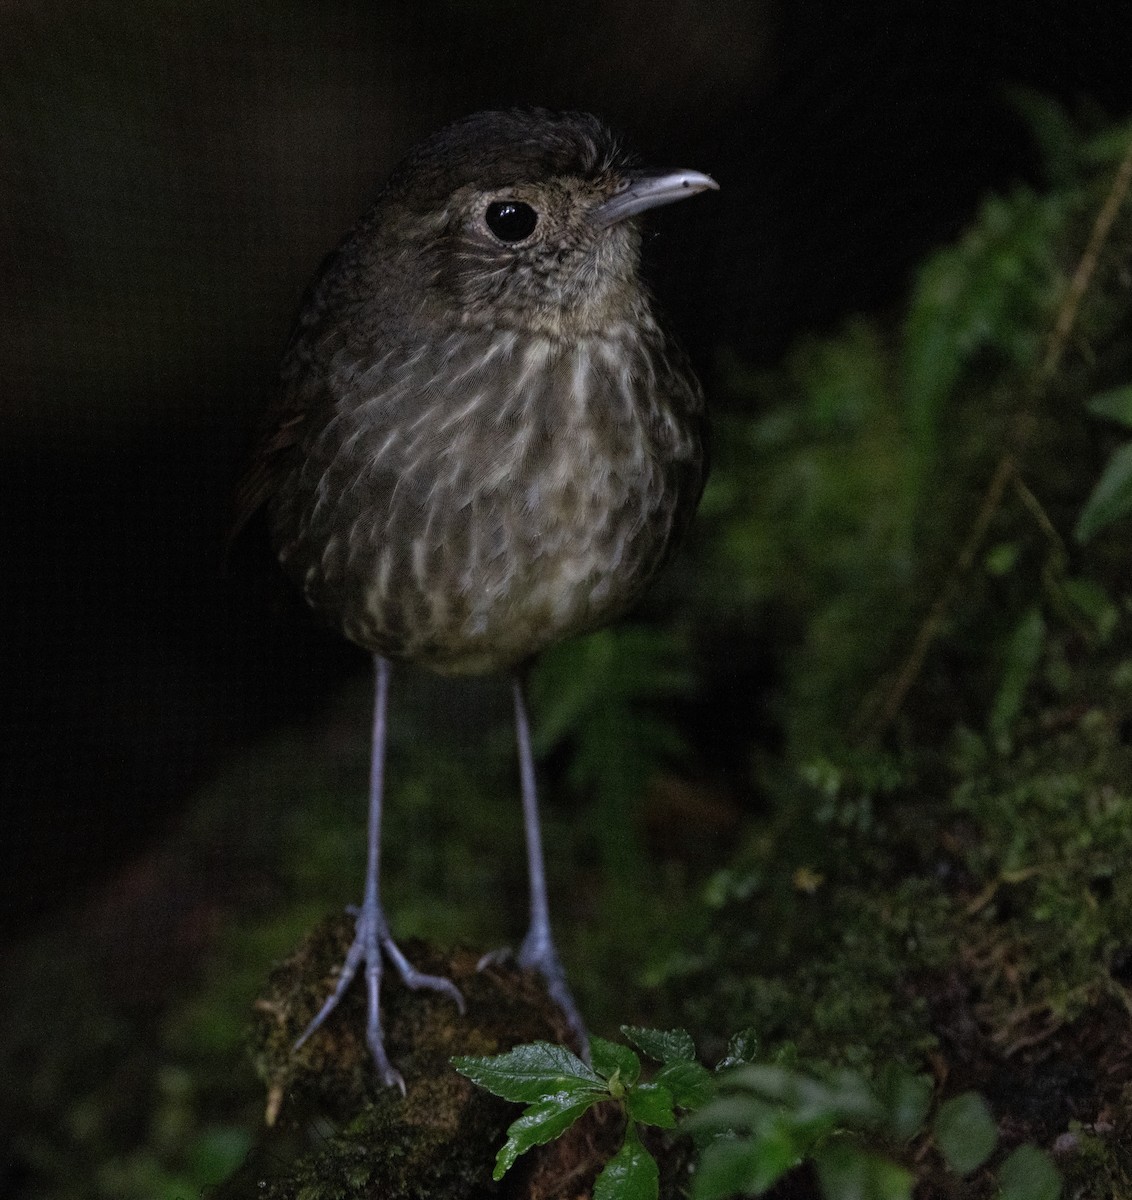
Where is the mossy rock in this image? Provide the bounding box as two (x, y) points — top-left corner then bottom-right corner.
(231, 919), (623, 1200)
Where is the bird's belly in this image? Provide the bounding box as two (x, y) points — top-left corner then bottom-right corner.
(353, 455), (677, 674)
(275, 332), (702, 674)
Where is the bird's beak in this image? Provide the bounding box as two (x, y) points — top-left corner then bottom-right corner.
(593, 169), (719, 228)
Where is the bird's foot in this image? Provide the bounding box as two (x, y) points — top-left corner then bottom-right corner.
(478, 931), (589, 1059)
(295, 900), (465, 1092)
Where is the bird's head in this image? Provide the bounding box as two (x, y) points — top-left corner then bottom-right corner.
(354, 109), (718, 340)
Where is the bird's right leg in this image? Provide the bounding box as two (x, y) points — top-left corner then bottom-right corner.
(294, 655), (464, 1091)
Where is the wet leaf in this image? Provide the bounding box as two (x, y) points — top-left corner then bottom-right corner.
(656, 1060), (715, 1109)
(594, 1124), (659, 1200)
(626, 1081), (676, 1128)
(492, 1092), (604, 1178)
(453, 1041), (605, 1103)
(620, 1026), (696, 1064)
(591, 1037), (641, 1087)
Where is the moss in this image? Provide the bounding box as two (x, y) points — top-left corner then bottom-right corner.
(228, 923), (586, 1199)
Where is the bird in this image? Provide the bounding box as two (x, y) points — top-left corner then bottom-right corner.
(235, 108), (717, 1091)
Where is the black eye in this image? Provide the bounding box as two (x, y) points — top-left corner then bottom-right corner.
(485, 201), (538, 242)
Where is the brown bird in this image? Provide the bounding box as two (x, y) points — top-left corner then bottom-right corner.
(236, 108), (717, 1090)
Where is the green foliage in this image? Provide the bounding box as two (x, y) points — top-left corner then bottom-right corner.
(902, 186), (1066, 471)
(932, 1092), (997, 1175)
(699, 322), (922, 751)
(999, 1144), (1064, 1200)
(621, 1025), (697, 1064)
(451, 1041), (605, 1103)
(458, 1033), (1061, 1200)
(453, 1027), (708, 1195)
(695, 107), (1132, 759)
(595, 1124), (659, 1200)
(1076, 391), (1132, 542)
(687, 1064), (924, 1200)
(988, 606), (1046, 746)
(531, 624), (694, 833)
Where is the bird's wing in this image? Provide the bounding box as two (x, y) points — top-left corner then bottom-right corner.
(228, 402), (307, 548)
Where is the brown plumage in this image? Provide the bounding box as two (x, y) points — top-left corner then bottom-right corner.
(237, 108), (716, 1089)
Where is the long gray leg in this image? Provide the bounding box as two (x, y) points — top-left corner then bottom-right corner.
(294, 655), (464, 1091)
(510, 674), (588, 1051)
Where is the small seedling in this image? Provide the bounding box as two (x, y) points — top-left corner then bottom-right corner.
(453, 1026), (718, 1199)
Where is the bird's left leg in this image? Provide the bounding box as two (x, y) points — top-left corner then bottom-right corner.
(294, 655), (464, 1091)
(506, 672), (588, 1053)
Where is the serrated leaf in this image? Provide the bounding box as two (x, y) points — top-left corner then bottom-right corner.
(1076, 441), (1132, 542)
(453, 1042), (605, 1103)
(620, 1026), (696, 1064)
(933, 1092), (997, 1175)
(492, 1092), (603, 1179)
(657, 1060), (715, 1110)
(594, 1122), (660, 1200)
(998, 1145), (1061, 1200)
(626, 1081), (676, 1128)
(813, 1141), (914, 1200)
(717, 1028), (760, 1069)
(591, 1037), (641, 1087)
(1086, 384), (1132, 428)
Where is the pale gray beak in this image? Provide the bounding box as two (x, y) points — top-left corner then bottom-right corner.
(593, 169), (719, 228)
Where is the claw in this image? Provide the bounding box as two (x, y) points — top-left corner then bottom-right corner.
(476, 946), (515, 971)
(478, 932), (589, 1059)
(294, 901), (464, 1087)
(518, 931), (589, 1058)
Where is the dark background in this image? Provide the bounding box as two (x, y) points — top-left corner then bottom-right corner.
(3, 0), (1130, 938)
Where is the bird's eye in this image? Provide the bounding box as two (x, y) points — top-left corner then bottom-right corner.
(485, 201), (538, 243)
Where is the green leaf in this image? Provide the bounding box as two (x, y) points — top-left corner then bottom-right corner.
(693, 1125), (799, 1200)
(493, 1093), (604, 1179)
(718, 1065), (881, 1128)
(874, 1068), (932, 1142)
(682, 1094), (771, 1136)
(1076, 441), (1132, 542)
(988, 607), (1045, 742)
(594, 1122), (659, 1200)
(717, 1028), (760, 1069)
(933, 1092), (997, 1175)
(591, 1037), (641, 1088)
(1086, 384), (1132, 428)
(626, 1081), (677, 1128)
(656, 1060), (715, 1110)
(813, 1141), (914, 1200)
(1058, 577), (1119, 641)
(983, 541), (1020, 577)
(1004, 87), (1084, 187)
(998, 1145), (1061, 1200)
(620, 1026), (696, 1064)
(902, 189), (1061, 472)
(1085, 122), (1132, 166)
(453, 1042), (605, 1103)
